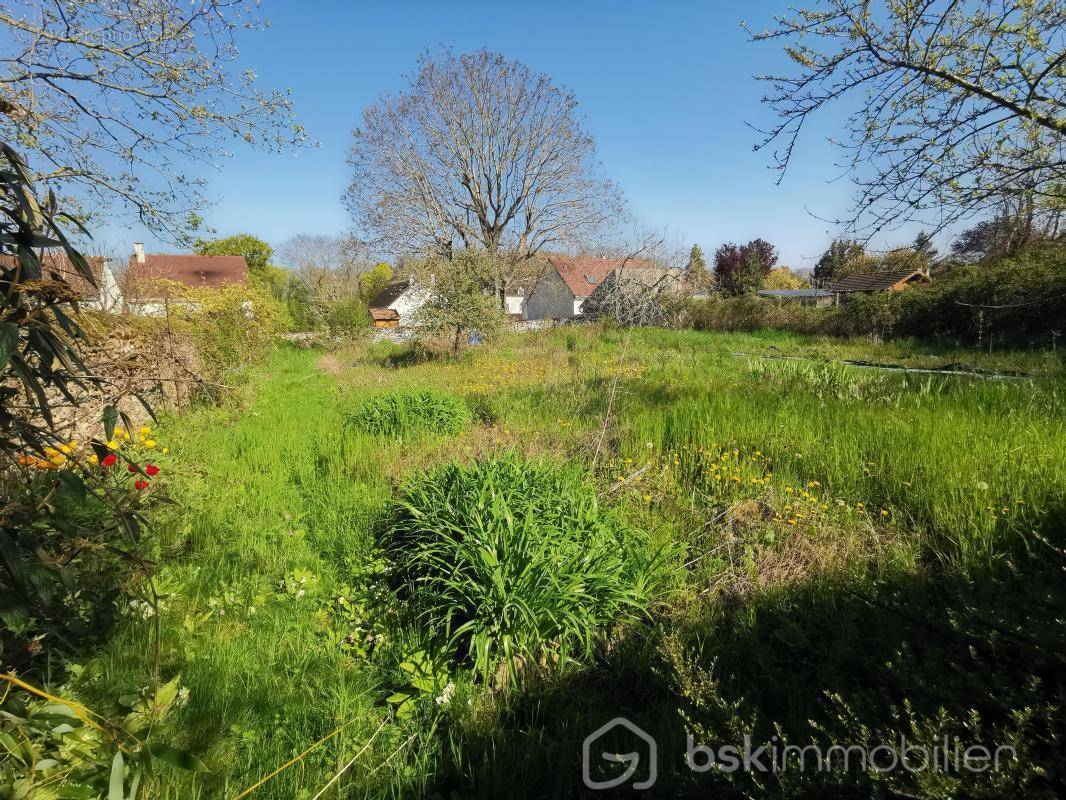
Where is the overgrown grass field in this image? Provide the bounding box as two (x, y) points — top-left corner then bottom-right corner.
(78, 326), (1066, 797)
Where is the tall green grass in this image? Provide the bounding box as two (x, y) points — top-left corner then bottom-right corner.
(385, 454), (670, 680)
(77, 328), (1066, 798)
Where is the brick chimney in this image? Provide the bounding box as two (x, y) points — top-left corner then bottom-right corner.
(134, 242), (145, 263)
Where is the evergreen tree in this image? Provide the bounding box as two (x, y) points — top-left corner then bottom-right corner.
(913, 230), (938, 268)
(686, 244), (708, 289)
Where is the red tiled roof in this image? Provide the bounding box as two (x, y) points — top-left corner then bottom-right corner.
(125, 254), (248, 299)
(547, 256), (655, 298)
(0, 251), (106, 300)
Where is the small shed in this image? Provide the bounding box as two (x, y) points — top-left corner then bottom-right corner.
(369, 307), (400, 329)
(829, 269), (930, 295)
(368, 280), (429, 328)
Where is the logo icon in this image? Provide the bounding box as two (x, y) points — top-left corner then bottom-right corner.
(582, 717), (657, 790)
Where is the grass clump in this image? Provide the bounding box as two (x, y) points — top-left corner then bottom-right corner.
(349, 387), (470, 437)
(384, 454), (671, 681)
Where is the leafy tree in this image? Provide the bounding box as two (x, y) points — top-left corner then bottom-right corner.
(763, 267), (807, 290)
(346, 48), (623, 307)
(749, 0), (1066, 236)
(880, 247), (925, 274)
(913, 231), (938, 266)
(194, 233), (273, 273)
(714, 239), (777, 295)
(0, 143), (101, 458)
(814, 239), (872, 286)
(685, 244), (710, 289)
(360, 262), (395, 305)
(0, 1), (304, 238)
(952, 198), (1064, 262)
(734, 252), (768, 295)
(410, 251), (506, 355)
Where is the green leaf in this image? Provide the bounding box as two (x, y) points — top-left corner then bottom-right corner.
(108, 750), (124, 800)
(148, 742), (207, 772)
(103, 405), (118, 441)
(0, 322), (18, 369)
(153, 676), (180, 710)
(57, 784), (98, 799)
(56, 471), (88, 503)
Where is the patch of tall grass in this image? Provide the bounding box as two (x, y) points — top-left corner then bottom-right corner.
(385, 454), (672, 681)
(349, 387), (470, 437)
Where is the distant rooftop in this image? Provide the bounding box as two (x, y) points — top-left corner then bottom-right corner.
(758, 288), (832, 298)
(829, 269), (929, 293)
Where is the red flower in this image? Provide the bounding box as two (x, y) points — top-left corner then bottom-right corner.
(144, 464), (160, 476)
(101, 454), (118, 468)
(134, 479), (150, 490)
(127, 463), (138, 473)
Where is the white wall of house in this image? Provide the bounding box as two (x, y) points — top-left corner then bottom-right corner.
(389, 283), (432, 325)
(78, 263), (124, 312)
(504, 294), (524, 316)
(524, 269), (576, 321)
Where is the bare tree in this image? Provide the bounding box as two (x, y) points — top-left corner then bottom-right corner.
(276, 234), (367, 285)
(0, 1), (306, 239)
(748, 0), (1065, 237)
(345, 48), (625, 306)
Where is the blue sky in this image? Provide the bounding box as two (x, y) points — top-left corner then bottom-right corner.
(103, 0), (937, 269)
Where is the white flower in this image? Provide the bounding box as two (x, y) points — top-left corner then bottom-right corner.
(435, 682), (456, 706)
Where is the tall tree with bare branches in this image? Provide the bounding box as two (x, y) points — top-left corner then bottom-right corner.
(0, 1), (306, 239)
(344, 48), (624, 306)
(748, 0), (1065, 237)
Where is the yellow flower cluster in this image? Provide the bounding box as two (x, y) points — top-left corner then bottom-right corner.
(17, 440), (80, 470)
(16, 424), (168, 471)
(617, 442), (899, 535)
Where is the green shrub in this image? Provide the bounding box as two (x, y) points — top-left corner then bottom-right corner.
(890, 245), (1066, 347)
(326, 297), (370, 335)
(349, 388), (470, 437)
(685, 295), (836, 335)
(384, 454), (671, 680)
(684, 244), (1066, 348)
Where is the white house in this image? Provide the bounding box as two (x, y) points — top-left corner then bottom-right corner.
(523, 256), (655, 321)
(368, 280), (432, 328)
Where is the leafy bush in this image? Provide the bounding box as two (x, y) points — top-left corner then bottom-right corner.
(349, 388), (470, 437)
(890, 245), (1066, 347)
(166, 281), (284, 389)
(383, 455), (671, 680)
(325, 297), (370, 335)
(684, 244), (1066, 348)
(685, 294), (833, 335)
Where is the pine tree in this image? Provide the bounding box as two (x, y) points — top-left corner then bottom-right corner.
(913, 230), (938, 269)
(686, 244), (708, 289)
